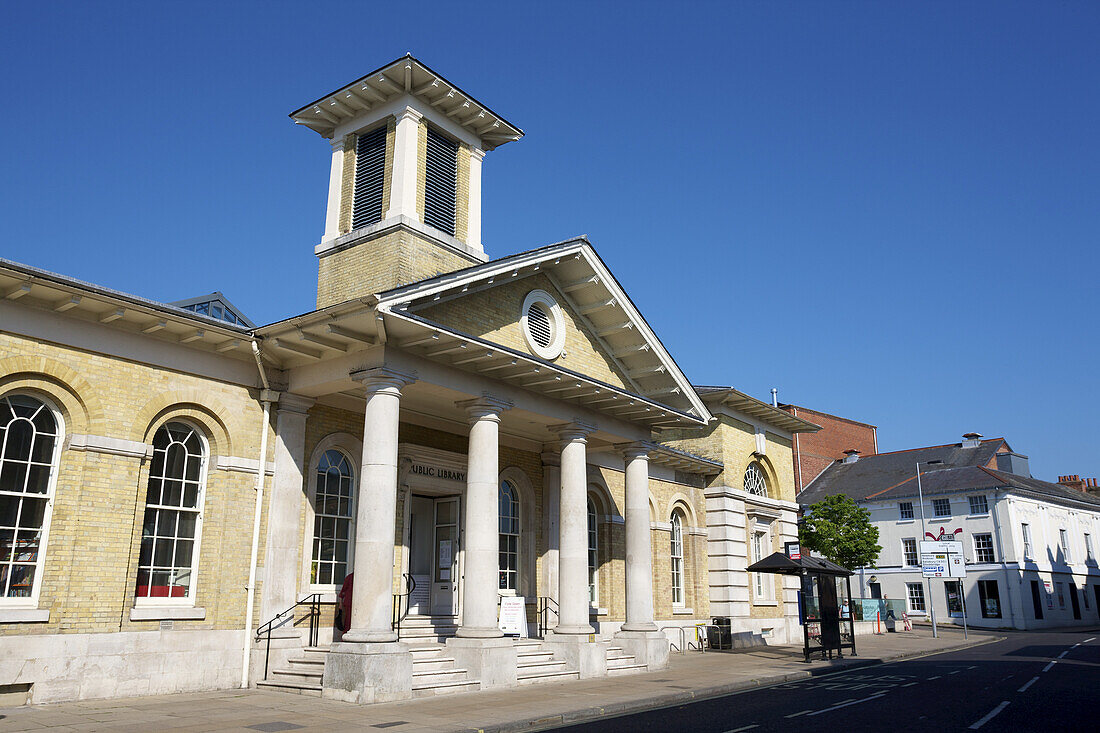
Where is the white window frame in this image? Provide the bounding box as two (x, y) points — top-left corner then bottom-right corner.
(498, 479), (520, 593)
(0, 393), (63, 609)
(309, 448), (356, 592)
(521, 290), (565, 360)
(898, 501), (914, 520)
(1059, 529), (1071, 563)
(932, 498), (951, 518)
(670, 511), (685, 606)
(1021, 523), (1032, 559)
(902, 537), (918, 567)
(743, 463), (768, 497)
(1086, 533), (1094, 563)
(968, 495), (989, 515)
(587, 497), (598, 607)
(134, 420), (208, 608)
(751, 518), (773, 601)
(906, 582), (926, 613)
(973, 532), (995, 564)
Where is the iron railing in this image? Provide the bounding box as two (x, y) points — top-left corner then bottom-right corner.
(255, 593), (322, 680)
(391, 573), (416, 640)
(535, 596), (559, 638)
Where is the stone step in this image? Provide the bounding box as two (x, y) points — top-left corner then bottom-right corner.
(516, 651), (555, 663)
(517, 670), (580, 685)
(411, 679), (481, 697)
(607, 655), (638, 669)
(255, 680), (322, 696)
(412, 668), (469, 683)
(517, 659), (568, 675)
(269, 668), (323, 685)
(402, 615), (458, 624)
(286, 657), (324, 669)
(607, 663), (648, 676)
(412, 656), (459, 672)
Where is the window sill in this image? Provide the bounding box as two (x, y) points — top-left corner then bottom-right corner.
(130, 606), (207, 621)
(752, 599), (779, 607)
(672, 607), (695, 615)
(0, 608), (50, 623)
(897, 519), (915, 524)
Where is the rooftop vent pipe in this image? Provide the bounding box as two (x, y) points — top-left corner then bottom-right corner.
(771, 388), (778, 407)
(962, 432), (983, 449)
(843, 449), (861, 464)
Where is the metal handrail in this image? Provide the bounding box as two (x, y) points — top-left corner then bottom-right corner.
(255, 592), (322, 680)
(535, 596), (559, 638)
(391, 573), (416, 640)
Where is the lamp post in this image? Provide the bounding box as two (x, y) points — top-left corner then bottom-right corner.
(916, 460), (943, 638)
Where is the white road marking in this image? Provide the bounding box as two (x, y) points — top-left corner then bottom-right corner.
(1058, 650), (1070, 658)
(1042, 661), (1056, 672)
(903, 682), (918, 687)
(784, 710), (813, 719)
(950, 670), (961, 674)
(723, 725), (759, 733)
(969, 701), (1010, 730)
(1018, 676), (1039, 692)
(1084, 637), (1096, 643)
(928, 675), (941, 680)
(806, 692), (887, 717)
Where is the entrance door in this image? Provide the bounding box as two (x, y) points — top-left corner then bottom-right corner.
(1070, 582), (1082, 620)
(431, 496), (460, 616)
(407, 496), (434, 614)
(1094, 586), (1100, 619)
(868, 583), (882, 599)
(1031, 580), (1044, 620)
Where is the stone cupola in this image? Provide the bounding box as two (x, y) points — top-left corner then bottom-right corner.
(290, 55), (523, 308)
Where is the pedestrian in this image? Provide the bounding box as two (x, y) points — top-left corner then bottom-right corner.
(335, 573), (353, 633)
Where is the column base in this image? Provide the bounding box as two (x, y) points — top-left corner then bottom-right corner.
(613, 629), (670, 670)
(342, 629), (398, 644)
(551, 623), (595, 635)
(543, 631), (607, 679)
(321, 642), (412, 704)
(455, 626), (504, 639)
(445, 636), (517, 689)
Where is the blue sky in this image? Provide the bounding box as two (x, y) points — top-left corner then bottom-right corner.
(2, 2), (1097, 480)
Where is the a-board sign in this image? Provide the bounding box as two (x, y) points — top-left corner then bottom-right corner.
(498, 596), (528, 637)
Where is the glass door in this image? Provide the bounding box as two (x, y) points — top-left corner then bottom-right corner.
(430, 496), (459, 616)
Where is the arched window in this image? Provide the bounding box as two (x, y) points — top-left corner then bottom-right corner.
(670, 511), (685, 606)
(312, 449), (355, 586)
(0, 394), (61, 601)
(498, 480), (519, 591)
(587, 498), (598, 605)
(136, 422), (207, 601)
(744, 462), (768, 497)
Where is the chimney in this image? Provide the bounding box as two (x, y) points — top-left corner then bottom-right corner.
(1058, 475), (1088, 493)
(843, 449), (861, 464)
(962, 432), (983, 449)
(771, 388), (778, 407)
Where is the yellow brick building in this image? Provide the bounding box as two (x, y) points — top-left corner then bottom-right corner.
(0, 55), (817, 705)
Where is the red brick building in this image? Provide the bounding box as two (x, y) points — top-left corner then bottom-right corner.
(778, 405), (877, 494)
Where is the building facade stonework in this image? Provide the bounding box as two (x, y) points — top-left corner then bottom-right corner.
(0, 55), (816, 704)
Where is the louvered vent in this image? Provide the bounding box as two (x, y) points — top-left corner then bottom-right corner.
(526, 302), (553, 348)
(352, 126), (387, 230)
(424, 127), (457, 236)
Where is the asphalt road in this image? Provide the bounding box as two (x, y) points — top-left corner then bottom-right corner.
(552, 628), (1100, 732)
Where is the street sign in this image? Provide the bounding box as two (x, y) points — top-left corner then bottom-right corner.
(947, 553), (966, 578)
(920, 541), (965, 578)
(920, 540), (963, 555)
(921, 553), (949, 577)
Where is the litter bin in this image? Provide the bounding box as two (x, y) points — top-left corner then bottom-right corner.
(710, 616), (732, 650)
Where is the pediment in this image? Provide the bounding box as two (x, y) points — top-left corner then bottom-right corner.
(376, 238), (709, 421)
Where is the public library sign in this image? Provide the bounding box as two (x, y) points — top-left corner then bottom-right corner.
(409, 463), (466, 482)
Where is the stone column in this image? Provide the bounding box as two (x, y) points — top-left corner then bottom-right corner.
(343, 367), (416, 643)
(259, 392), (314, 623)
(446, 396), (517, 689)
(324, 367), (416, 705)
(456, 396), (511, 638)
(552, 423), (596, 636)
(322, 136), (347, 243)
(613, 443), (668, 670)
(620, 444), (658, 633)
(466, 147), (485, 254)
(541, 449), (561, 618)
(385, 106), (423, 222)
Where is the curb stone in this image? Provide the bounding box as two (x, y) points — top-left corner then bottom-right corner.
(469, 635), (1003, 733)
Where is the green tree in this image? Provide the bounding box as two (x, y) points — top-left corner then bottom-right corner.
(799, 494), (881, 570)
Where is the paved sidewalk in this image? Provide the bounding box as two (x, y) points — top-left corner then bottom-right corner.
(0, 627), (997, 733)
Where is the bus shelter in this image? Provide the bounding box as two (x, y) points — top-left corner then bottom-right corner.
(746, 552), (856, 662)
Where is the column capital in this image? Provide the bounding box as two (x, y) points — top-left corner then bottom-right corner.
(470, 147), (486, 162)
(393, 105), (424, 125)
(456, 395), (513, 424)
(617, 441), (655, 461)
(330, 136), (349, 152)
(549, 420), (597, 442)
(350, 366), (417, 394)
(540, 448), (561, 467)
(276, 392), (315, 415)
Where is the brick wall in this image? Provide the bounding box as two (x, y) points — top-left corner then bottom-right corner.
(780, 405), (876, 493)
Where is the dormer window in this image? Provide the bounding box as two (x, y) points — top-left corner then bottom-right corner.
(424, 126), (457, 236)
(351, 125), (387, 230)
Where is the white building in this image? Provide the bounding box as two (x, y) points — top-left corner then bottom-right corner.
(800, 434), (1100, 630)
